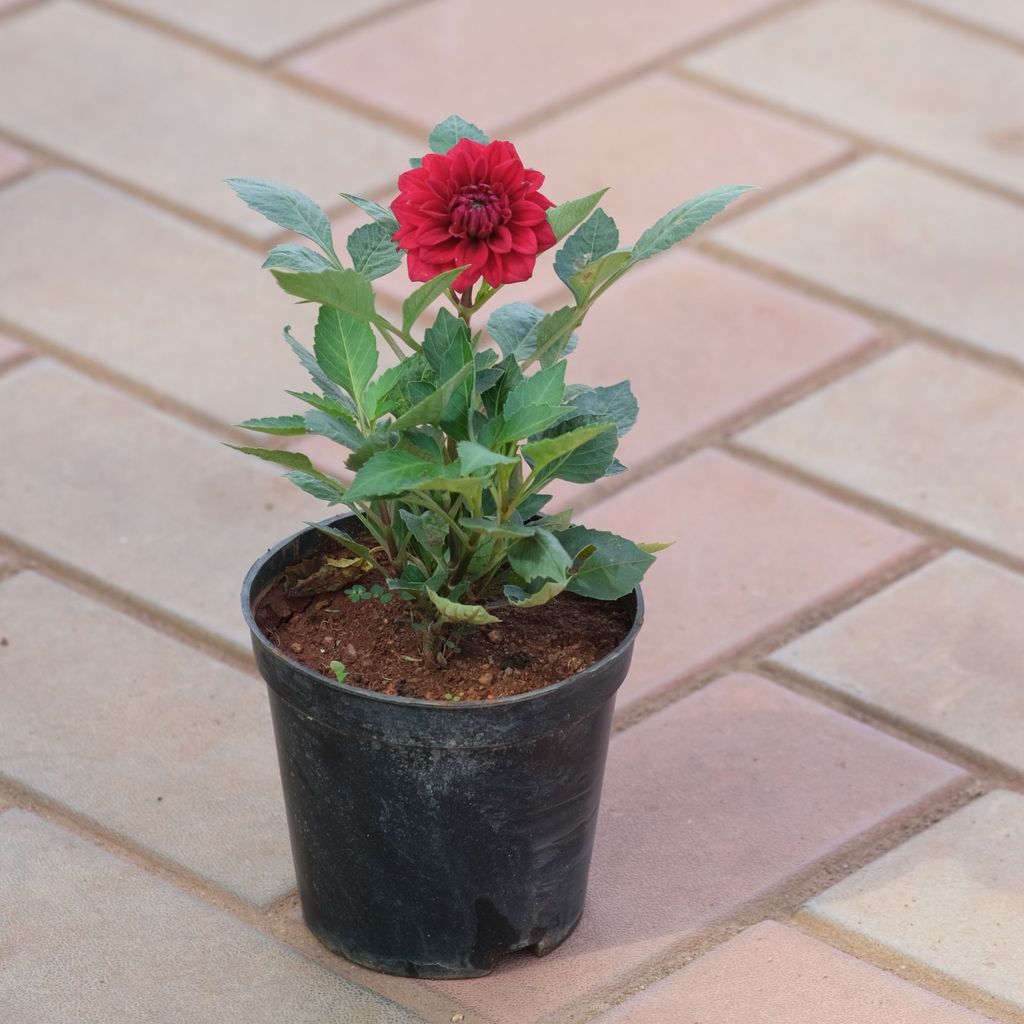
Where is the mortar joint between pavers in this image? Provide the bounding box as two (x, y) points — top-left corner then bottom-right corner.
(886, 0), (1024, 57)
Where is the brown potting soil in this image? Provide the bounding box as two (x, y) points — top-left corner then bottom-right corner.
(253, 547), (634, 702)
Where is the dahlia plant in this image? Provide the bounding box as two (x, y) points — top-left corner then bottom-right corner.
(230, 115), (751, 660)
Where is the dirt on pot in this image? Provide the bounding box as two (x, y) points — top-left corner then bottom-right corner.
(254, 544), (634, 702)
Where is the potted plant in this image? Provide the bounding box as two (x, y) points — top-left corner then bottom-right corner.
(231, 115), (751, 978)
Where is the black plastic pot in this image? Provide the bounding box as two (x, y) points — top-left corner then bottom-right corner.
(242, 516), (643, 979)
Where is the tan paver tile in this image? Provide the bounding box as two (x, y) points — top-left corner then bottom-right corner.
(0, 170), (319, 424)
(772, 551), (1024, 775)
(688, 0), (1024, 195)
(0, 138), (28, 183)
(898, 0), (1024, 45)
(0, 571), (293, 903)
(598, 921), (993, 1023)
(715, 156), (1024, 364)
(737, 343), (1024, 560)
(431, 674), (964, 1021)
(0, 810), (424, 1023)
(285, 0), (785, 130)
(0, 362), (322, 650)
(804, 790), (1024, 1015)
(565, 250), (876, 470)
(114, 0), (400, 60)
(519, 73), (847, 243)
(0, 1), (413, 239)
(578, 450), (922, 708)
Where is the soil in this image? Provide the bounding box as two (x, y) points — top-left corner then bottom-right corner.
(253, 540), (635, 702)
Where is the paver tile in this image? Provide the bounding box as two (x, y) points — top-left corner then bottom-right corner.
(565, 250), (875, 470)
(598, 920), (993, 1023)
(688, 0), (1024, 195)
(914, 0), (1024, 41)
(0, 1), (413, 239)
(772, 551), (1024, 775)
(0, 810), (424, 1023)
(0, 361), (322, 650)
(737, 343), (1024, 560)
(804, 790), (1024, 1015)
(432, 673), (964, 1021)
(519, 73), (847, 243)
(0, 138), (28, 183)
(114, 0), (400, 60)
(0, 571), (292, 903)
(715, 156), (1024, 364)
(0, 170), (318, 424)
(284, 0), (784, 130)
(576, 449), (922, 707)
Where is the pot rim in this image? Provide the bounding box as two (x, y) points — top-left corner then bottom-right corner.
(242, 515), (644, 713)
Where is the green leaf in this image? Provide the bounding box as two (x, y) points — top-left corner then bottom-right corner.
(487, 302), (546, 360)
(568, 249), (631, 303)
(462, 517), (536, 540)
(346, 222), (403, 280)
(427, 115), (489, 154)
(313, 306), (378, 408)
(287, 390), (357, 421)
(426, 588), (500, 625)
(631, 184), (756, 262)
(566, 381), (638, 438)
(555, 209), (619, 291)
(480, 354), (523, 418)
(227, 446), (318, 472)
(490, 403), (571, 446)
(508, 528), (572, 585)
(272, 268), (376, 321)
(504, 362), (567, 421)
(423, 308), (471, 375)
(304, 409), (364, 450)
(530, 306), (580, 368)
(345, 449), (438, 502)
(311, 522), (378, 562)
(402, 266), (468, 334)
(522, 421), (615, 474)
(281, 327), (352, 408)
(457, 440), (517, 476)
(546, 188), (609, 242)
(363, 362), (410, 419)
(227, 178), (337, 261)
(398, 508), (448, 554)
(390, 360), (475, 432)
(329, 661), (348, 683)
(504, 579), (566, 608)
(558, 526), (655, 600)
(285, 470), (348, 504)
(338, 192), (399, 232)
(262, 244), (334, 273)
(638, 540), (673, 553)
(237, 415), (306, 436)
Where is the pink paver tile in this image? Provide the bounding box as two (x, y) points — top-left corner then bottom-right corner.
(431, 673), (964, 1021)
(598, 921), (993, 1023)
(284, 0), (786, 130)
(580, 449), (923, 708)
(0, 333), (29, 370)
(0, 139), (29, 183)
(566, 250), (876, 470)
(519, 73), (847, 242)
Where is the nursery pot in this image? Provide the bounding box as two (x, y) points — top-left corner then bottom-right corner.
(242, 516), (643, 979)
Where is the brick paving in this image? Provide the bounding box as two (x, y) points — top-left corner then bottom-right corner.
(0, 1), (1020, 1022)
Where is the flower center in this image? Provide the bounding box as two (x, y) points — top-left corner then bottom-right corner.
(449, 184), (508, 240)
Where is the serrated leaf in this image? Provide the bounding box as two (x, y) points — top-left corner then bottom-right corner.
(227, 178), (337, 261)
(462, 517), (535, 540)
(489, 403), (571, 446)
(426, 588), (500, 625)
(508, 528), (572, 586)
(237, 415), (306, 436)
(227, 446), (317, 472)
(529, 306), (580, 367)
(422, 308), (474, 438)
(504, 362), (567, 421)
(398, 508), (449, 554)
(282, 327), (351, 407)
(638, 540), (673, 553)
(504, 579), (567, 608)
(567, 381), (638, 438)
(390, 360), (475, 432)
(262, 244), (334, 273)
(311, 522), (378, 562)
(339, 192), (399, 232)
(457, 440), (518, 476)
(559, 526), (655, 600)
(329, 661), (348, 683)
(284, 470), (348, 504)
(547, 188), (609, 242)
(346, 221), (403, 280)
(487, 302), (546, 359)
(402, 266), (468, 334)
(287, 390), (358, 421)
(272, 268), (376, 320)
(304, 409), (364, 450)
(631, 184), (756, 262)
(427, 115), (490, 154)
(313, 306), (378, 408)
(345, 449), (439, 502)
(522, 421), (615, 474)
(568, 249), (631, 303)
(555, 209), (619, 292)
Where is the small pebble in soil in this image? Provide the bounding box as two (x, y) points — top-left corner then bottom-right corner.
(289, 642), (303, 655)
(487, 629), (501, 643)
(345, 643), (357, 658)
(478, 671), (494, 687)
(322, 635), (334, 645)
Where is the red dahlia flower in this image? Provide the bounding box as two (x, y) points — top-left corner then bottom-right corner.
(391, 138), (557, 291)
